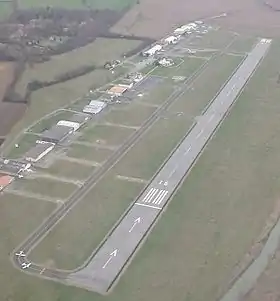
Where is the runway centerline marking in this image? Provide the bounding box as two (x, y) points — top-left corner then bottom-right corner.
(184, 146), (192, 155)
(135, 203), (162, 210)
(208, 114), (214, 122)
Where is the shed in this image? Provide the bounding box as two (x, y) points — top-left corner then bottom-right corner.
(25, 142), (55, 163)
(41, 125), (74, 144)
(107, 85), (128, 96)
(57, 120), (80, 132)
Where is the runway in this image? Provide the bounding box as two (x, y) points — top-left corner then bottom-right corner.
(11, 38), (271, 293)
(66, 39), (271, 293)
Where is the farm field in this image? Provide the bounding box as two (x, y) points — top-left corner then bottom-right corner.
(16, 38), (140, 95)
(66, 143), (114, 163)
(29, 172), (144, 269)
(12, 178), (77, 199)
(41, 160), (94, 180)
(78, 124), (136, 146)
(18, 0), (137, 10)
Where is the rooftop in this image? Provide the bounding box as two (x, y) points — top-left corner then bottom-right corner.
(41, 124), (74, 142)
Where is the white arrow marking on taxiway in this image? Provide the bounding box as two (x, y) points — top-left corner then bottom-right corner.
(102, 249), (118, 269)
(129, 217), (141, 233)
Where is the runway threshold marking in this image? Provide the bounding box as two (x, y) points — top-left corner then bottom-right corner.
(135, 203), (162, 210)
(141, 188), (168, 205)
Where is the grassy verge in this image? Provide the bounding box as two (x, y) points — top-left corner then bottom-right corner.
(29, 172), (144, 269)
(227, 35), (258, 53)
(6, 133), (38, 159)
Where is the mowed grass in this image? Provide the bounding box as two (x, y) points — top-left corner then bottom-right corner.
(16, 38), (140, 95)
(0, 194), (57, 301)
(170, 53), (244, 114)
(104, 103), (157, 127)
(28, 110), (74, 134)
(13, 178), (77, 199)
(188, 29), (236, 49)
(29, 173), (144, 269)
(6, 133), (38, 159)
(66, 143), (113, 162)
(90, 40), (280, 301)
(41, 159), (94, 180)
(0, 2), (12, 20)
(151, 57), (205, 78)
(227, 35), (258, 53)
(112, 115), (194, 180)
(78, 124), (136, 146)
(19, 0), (137, 10)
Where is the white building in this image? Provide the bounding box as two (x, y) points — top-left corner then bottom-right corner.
(164, 35), (178, 44)
(83, 100), (107, 115)
(174, 23), (198, 35)
(142, 44), (163, 57)
(57, 120), (80, 132)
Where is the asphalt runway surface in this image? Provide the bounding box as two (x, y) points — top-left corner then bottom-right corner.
(66, 39), (271, 293)
(11, 38), (271, 294)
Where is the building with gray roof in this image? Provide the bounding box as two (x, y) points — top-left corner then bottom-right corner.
(41, 124), (74, 144)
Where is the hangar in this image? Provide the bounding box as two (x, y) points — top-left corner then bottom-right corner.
(83, 100), (107, 115)
(41, 125), (74, 144)
(25, 142), (55, 163)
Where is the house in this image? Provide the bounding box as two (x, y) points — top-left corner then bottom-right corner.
(25, 142), (55, 163)
(142, 44), (163, 57)
(41, 125), (74, 144)
(83, 100), (107, 115)
(125, 72), (144, 83)
(107, 85), (129, 96)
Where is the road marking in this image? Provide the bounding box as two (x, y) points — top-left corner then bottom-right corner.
(184, 146), (192, 155)
(129, 217), (141, 233)
(196, 129), (204, 139)
(102, 249), (118, 269)
(153, 190), (168, 205)
(208, 114), (214, 123)
(142, 188), (158, 203)
(135, 203), (162, 210)
(40, 268), (46, 275)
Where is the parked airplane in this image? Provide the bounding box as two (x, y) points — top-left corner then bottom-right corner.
(15, 251), (26, 257)
(21, 262), (31, 269)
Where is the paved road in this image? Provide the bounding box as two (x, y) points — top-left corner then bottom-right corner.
(11, 38), (271, 294)
(66, 39), (271, 293)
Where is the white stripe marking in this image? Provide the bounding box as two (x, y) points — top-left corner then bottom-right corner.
(185, 146), (192, 155)
(145, 188), (158, 203)
(135, 203), (162, 210)
(155, 190), (168, 205)
(142, 188), (157, 203)
(152, 190), (166, 205)
(196, 129), (204, 139)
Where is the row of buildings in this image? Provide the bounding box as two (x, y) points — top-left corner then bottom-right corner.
(142, 21), (202, 57)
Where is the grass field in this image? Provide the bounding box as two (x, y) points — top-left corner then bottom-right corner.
(2, 38), (141, 154)
(227, 35), (258, 53)
(151, 57), (205, 78)
(6, 133), (38, 159)
(19, 0), (137, 10)
(188, 29), (236, 49)
(29, 172), (144, 269)
(41, 160), (94, 180)
(0, 2), (12, 20)
(78, 124), (136, 146)
(13, 178), (77, 199)
(104, 103), (157, 127)
(16, 38), (140, 95)
(66, 143), (113, 162)
(170, 53), (244, 114)
(28, 110), (74, 134)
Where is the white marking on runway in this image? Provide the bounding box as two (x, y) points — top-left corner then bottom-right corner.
(129, 217), (141, 233)
(153, 190), (168, 205)
(135, 203), (162, 210)
(196, 129), (204, 139)
(184, 146), (192, 155)
(142, 188), (158, 203)
(102, 249), (118, 269)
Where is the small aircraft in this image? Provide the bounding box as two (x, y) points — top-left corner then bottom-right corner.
(15, 251), (26, 257)
(21, 262), (31, 269)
